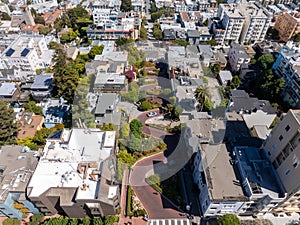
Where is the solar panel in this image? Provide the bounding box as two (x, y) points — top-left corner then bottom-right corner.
(21, 48), (30, 57)
(5, 48), (15, 57)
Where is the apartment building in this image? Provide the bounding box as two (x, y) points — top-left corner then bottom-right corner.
(214, 2), (271, 45)
(228, 43), (251, 72)
(183, 114), (286, 217)
(87, 20), (135, 40)
(0, 35), (53, 71)
(215, 3), (245, 44)
(262, 109), (300, 214)
(193, 144), (285, 216)
(0, 145), (39, 220)
(272, 43), (300, 108)
(89, 0), (121, 11)
(239, 3), (271, 44)
(274, 12), (300, 42)
(27, 128), (120, 218)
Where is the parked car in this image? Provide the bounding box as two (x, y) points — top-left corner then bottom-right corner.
(147, 111), (157, 117)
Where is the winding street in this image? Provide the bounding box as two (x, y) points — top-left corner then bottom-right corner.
(136, 110), (172, 138)
(129, 111), (183, 219)
(130, 152), (184, 219)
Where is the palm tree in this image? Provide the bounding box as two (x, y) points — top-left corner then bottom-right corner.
(194, 86), (210, 111)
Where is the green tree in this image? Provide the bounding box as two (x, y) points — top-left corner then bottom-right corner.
(88, 45), (104, 59)
(1, 12), (11, 21)
(104, 216), (119, 225)
(129, 135), (142, 152)
(162, 88), (172, 96)
(218, 214), (241, 225)
(153, 22), (163, 40)
(151, 10), (163, 21)
(67, 218), (78, 225)
(72, 76), (94, 128)
(34, 15), (45, 25)
(194, 86), (210, 108)
(38, 25), (52, 35)
(258, 69), (284, 102)
(165, 104), (182, 121)
(30, 7), (37, 17)
(24, 100), (43, 115)
(36, 68), (42, 75)
(139, 90), (147, 100)
(206, 39), (218, 46)
(80, 218), (91, 225)
(121, 123), (130, 138)
(60, 29), (79, 43)
(0, 101), (17, 146)
(139, 26), (148, 41)
(49, 41), (62, 50)
(53, 64), (79, 103)
(230, 75), (240, 89)
(210, 63), (221, 76)
(17, 125), (63, 149)
(141, 17), (147, 26)
(29, 214), (44, 224)
(92, 219), (103, 225)
(140, 99), (153, 111)
(130, 119), (142, 138)
(17, 137), (38, 150)
(203, 99), (213, 111)
(3, 218), (20, 225)
(150, 3), (157, 12)
(115, 37), (134, 47)
(42, 217), (69, 225)
(257, 54), (275, 70)
(120, 0), (132, 11)
(67, 6), (90, 29)
(173, 39), (189, 47)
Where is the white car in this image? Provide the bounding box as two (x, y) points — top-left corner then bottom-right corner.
(147, 111), (157, 117)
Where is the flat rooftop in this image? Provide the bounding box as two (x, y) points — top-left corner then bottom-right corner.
(42, 128), (115, 162)
(203, 144), (246, 201)
(0, 145), (38, 203)
(233, 146), (286, 198)
(28, 129), (117, 200)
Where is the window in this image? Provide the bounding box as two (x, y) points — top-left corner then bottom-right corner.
(293, 161), (299, 168)
(285, 125), (290, 132)
(268, 151), (271, 156)
(286, 169), (291, 176)
(279, 135), (283, 141)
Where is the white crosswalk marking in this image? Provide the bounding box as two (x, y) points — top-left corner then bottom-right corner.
(148, 218), (191, 225)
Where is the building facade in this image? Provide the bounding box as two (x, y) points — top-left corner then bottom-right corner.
(228, 43), (251, 72)
(214, 2), (271, 45)
(272, 43), (300, 108)
(262, 109), (300, 214)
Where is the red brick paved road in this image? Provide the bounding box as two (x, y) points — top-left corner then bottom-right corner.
(137, 111), (172, 138)
(130, 153), (184, 219)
